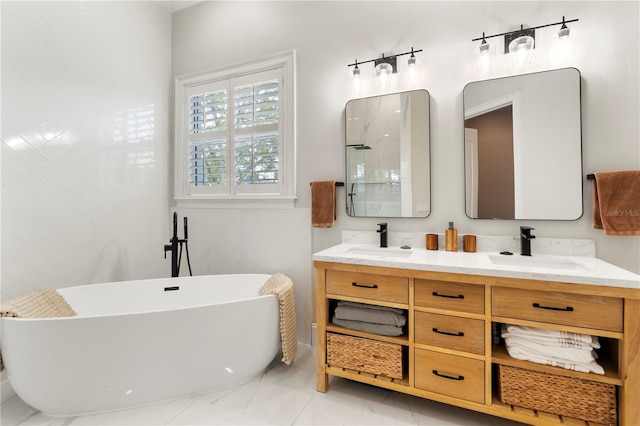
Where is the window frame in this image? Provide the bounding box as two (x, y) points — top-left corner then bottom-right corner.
(174, 50), (296, 209)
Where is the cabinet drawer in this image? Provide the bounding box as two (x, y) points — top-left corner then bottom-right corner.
(492, 287), (623, 332)
(415, 312), (485, 354)
(415, 280), (484, 314)
(414, 349), (485, 404)
(326, 270), (408, 304)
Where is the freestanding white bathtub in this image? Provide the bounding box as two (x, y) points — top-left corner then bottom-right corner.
(1, 274), (281, 417)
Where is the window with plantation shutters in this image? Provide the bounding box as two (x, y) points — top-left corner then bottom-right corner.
(233, 77), (279, 189)
(174, 51), (296, 208)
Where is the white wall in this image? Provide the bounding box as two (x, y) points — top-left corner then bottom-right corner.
(1, 1), (172, 298)
(173, 1), (639, 345)
(1, 1), (637, 362)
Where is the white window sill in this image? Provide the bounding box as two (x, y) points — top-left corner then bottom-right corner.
(174, 196), (297, 210)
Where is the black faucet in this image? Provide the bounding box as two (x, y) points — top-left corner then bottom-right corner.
(520, 226), (535, 256)
(164, 212), (191, 277)
(377, 223), (388, 248)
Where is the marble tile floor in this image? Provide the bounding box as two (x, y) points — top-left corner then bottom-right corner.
(2, 344), (523, 426)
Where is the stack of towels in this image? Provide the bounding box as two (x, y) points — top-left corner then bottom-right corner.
(501, 324), (604, 374)
(332, 301), (406, 336)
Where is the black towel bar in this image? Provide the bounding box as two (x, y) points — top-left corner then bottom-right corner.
(310, 182), (344, 187)
(587, 174), (595, 180)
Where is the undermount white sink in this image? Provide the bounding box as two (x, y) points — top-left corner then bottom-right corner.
(489, 254), (586, 271)
(347, 246), (413, 258)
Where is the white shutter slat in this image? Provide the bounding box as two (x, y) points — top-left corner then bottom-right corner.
(234, 132), (279, 185)
(189, 138), (228, 186)
(189, 89), (227, 135)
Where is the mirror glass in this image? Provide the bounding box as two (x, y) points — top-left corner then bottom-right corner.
(345, 90), (430, 217)
(463, 68), (582, 220)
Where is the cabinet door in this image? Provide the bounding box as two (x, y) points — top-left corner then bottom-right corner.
(415, 349), (485, 404)
(415, 312), (484, 354)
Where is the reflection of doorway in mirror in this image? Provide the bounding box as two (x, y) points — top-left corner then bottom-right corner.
(465, 106), (515, 219)
(463, 68), (582, 220)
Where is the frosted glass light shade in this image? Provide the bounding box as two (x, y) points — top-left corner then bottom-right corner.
(406, 56), (420, 83)
(551, 27), (576, 62)
(351, 67), (363, 94)
(475, 41), (495, 73)
(374, 62), (393, 88)
(509, 35), (534, 68)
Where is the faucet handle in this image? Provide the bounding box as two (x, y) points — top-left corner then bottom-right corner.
(377, 222), (388, 231)
(520, 226), (535, 235)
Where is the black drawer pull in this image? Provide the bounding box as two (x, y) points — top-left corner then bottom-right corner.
(432, 291), (464, 299)
(432, 328), (464, 337)
(532, 303), (574, 312)
(432, 370), (464, 381)
(352, 282), (378, 289)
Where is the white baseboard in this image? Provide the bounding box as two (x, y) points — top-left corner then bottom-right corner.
(1, 378), (16, 403)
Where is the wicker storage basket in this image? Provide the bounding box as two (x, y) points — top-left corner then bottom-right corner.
(498, 365), (617, 425)
(326, 332), (403, 379)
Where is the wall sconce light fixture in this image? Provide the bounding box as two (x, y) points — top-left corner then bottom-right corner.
(507, 26), (536, 69)
(474, 32), (496, 73)
(472, 16), (578, 71)
(349, 47), (422, 92)
(552, 16), (577, 62)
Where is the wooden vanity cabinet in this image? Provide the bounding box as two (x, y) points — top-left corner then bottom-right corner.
(315, 261), (640, 426)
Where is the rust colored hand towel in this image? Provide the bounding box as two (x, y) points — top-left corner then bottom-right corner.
(593, 170), (640, 235)
(311, 180), (336, 227)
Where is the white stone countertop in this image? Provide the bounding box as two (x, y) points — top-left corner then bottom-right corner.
(313, 243), (640, 290)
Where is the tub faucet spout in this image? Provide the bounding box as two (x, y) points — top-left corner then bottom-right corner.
(520, 226), (535, 256)
(164, 213), (180, 277)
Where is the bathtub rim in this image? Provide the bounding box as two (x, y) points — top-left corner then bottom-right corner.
(1, 273), (278, 321)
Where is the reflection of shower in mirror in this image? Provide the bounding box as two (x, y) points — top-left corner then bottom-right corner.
(345, 89), (431, 218)
(348, 144), (372, 150)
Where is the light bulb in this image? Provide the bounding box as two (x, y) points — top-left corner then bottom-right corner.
(406, 55), (419, 83)
(509, 35), (534, 69)
(475, 40), (495, 73)
(352, 66), (362, 94)
(551, 26), (576, 62)
(375, 62), (393, 89)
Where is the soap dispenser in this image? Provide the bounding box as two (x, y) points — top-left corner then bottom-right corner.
(445, 221), (458, 252)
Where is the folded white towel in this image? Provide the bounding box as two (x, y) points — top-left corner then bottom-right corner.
(505, 345), (605, 375)
(504, 324), (595, 345)
(504, 336), (597, 363)
(501, 331), (600, 350)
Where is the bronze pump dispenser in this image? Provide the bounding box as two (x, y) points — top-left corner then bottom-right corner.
(445, 221), (458, 252)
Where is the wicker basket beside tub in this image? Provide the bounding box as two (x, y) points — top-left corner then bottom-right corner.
(497, 365), (617, 425)
(326, 332), (403, 379)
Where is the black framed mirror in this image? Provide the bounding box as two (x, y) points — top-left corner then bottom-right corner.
(463, 68), (582, 220)
(346, 90), (430, 218)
